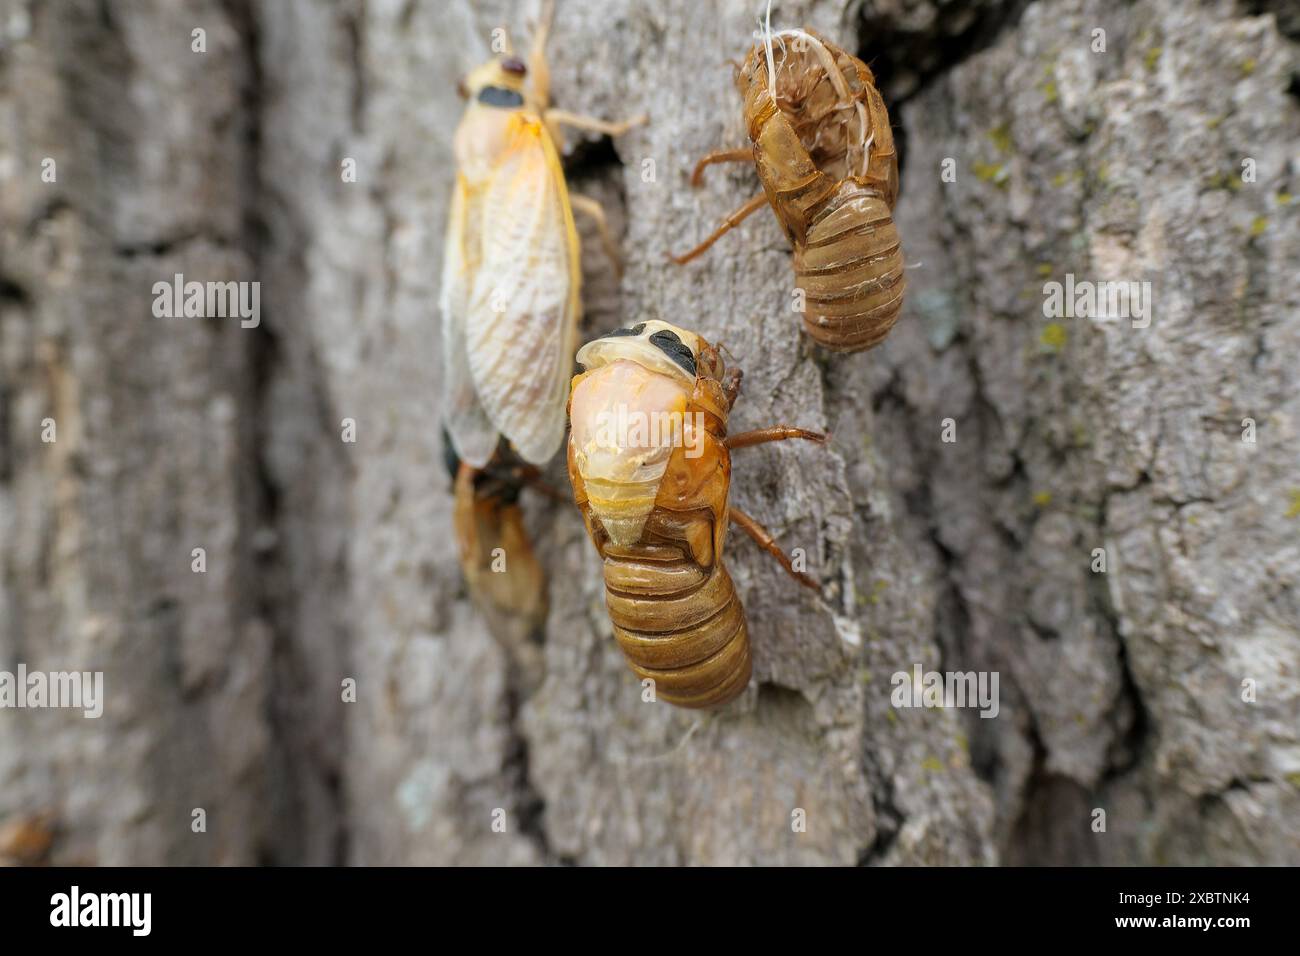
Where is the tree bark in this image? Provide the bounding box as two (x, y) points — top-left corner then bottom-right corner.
(1, 0), (1296, 865)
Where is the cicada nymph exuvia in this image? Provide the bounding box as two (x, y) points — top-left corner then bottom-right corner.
(566, 321), (825, 709)
(670, 21), (906, 353)
(441, 0), (646, 470)
(444, 432), (552, 640)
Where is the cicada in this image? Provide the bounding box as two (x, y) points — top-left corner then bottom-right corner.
(445, 435), (550, 636)
(442, 0), (645, 468)
(670, 23), (905, 353)
(567, 321), (825, 708)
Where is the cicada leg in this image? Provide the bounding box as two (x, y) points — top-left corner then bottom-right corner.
(689, 147), (752, 187)
(496, 460), (567, 504)
(728, 506), (821, 592)
(722, 367), (743, 412)
(667, 191), (767, 265)
(528, 0), (555, 107)
(569, 193), (623, 278)
(725, 426), (827, 450)
(544, 108), (648, 139)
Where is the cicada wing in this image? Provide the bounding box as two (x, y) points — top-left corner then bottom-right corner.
(441, 175), (501, 468)
(465, 115), (580, 466)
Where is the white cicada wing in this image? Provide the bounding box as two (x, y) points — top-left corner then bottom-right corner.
(465, 116), (580, 466)
(441, 174), (502, 468)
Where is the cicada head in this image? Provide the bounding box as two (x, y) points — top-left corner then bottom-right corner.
(458, 56), (529, 105)
(570, 321), (716, 547)
(575, 320), (706, 382)
(453, 56), (535, 180)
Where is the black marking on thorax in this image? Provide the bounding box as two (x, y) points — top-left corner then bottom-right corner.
(649, 330), (697, 376)
(598, 322), (647, 339)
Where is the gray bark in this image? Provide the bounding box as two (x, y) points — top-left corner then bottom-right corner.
(1, 0), (1296, 865)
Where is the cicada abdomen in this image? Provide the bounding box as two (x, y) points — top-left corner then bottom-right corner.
(600, 531), (752, 709)
(567, 321), (825, 709)
(672, 27), (905, 354)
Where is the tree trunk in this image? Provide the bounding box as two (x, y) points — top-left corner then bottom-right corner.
(1, 0), (1296, 865)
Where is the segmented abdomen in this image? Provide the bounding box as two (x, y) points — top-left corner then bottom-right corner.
(601, 542), (750, 709)
(794, 180), (906, 353)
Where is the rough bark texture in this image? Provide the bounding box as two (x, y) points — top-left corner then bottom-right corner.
(1, 0), (1296, 865)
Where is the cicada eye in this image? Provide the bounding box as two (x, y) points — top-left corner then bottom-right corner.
(699, 346), (724, 381)
(649, 329), (697, 376)
(501, 56), (527, 76)
(478, 86), (525, 107)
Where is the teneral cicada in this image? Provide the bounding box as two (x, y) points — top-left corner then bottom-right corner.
(441, 0), (645, 468)
(567, 321), (825, 708)
(670, 23), (905, 353)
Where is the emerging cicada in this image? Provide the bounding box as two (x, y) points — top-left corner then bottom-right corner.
(670, 22), (905, 353)
(441, 0), (645, 468)
(567, 321), (825, 708)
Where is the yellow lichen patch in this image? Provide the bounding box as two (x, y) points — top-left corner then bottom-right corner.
(973, 160), (1009, 187)
(1144, 46), (1162, 72)
(988, 123), (1013, 153)
(921, 756), (945, 773)
(1036, 262), (1055, 277)
(869, 579), (889, 605)
(1285, 489), (1300, 519)
(1040, 322), (1068, 352)
(1205, 170), (1243, 192)
(1032, 491), (1053, 508)
(1250, 216), (1268, 237)
(1277, 191), (1293, 205)
(1240, 57), (1257, 76)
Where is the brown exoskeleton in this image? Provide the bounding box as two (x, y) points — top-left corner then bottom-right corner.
(670, 24), (906, 353)
(445, 435), (551, 637)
